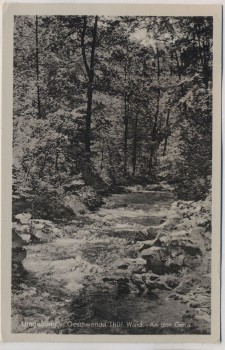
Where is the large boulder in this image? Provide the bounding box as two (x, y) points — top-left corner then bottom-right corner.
(143, 273), (172, 291)
(145, 226), (159, 240)
(140, 246), (166, 274)
(114, 258), (147, 273)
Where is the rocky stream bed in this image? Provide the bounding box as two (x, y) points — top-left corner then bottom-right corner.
(12, 189), (211, 335)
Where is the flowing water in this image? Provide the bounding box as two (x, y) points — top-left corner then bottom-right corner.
(12, 191), (194, 334)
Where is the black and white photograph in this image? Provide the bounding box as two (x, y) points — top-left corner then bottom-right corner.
(1, 3), (222, 343)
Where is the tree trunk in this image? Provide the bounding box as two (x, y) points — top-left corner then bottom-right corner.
(124, 91), (128, 177)
(163, 106), (171, 156)
(149, 91), (159, 173)
(132, 112), (139, 176)
(81, 16), (98, 162)
(174, 49), (187, 116)
(149, 48), (160, 174)
(86, 83), (93, 158)
(123, 57), (129, 178)
(35, 15), (41, 119)
(196, 31), (209, 89)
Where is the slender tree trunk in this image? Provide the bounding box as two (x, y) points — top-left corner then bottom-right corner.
(174, 49), (181, 80)
(149, 48), (160, 174)
(174, 49), (187, 117)
(81, 16), (98, 162)
(86, 83), (93, 158)
(132, 112), (139, 176)
(123, 59), (130, 178)
(163, 106), (171, 156)
(196, 31), (209, 89)
(35, 15), (41, 119)
(124, 91), (128, 177)
(149, 91), (159, 173)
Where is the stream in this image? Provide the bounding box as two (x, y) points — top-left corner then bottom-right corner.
(12, 190), (195, 335)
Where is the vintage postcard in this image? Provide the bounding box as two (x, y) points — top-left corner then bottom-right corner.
(1, 3), (222, 343)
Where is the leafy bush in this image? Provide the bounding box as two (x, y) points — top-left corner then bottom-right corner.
(78, 186), (103, 211)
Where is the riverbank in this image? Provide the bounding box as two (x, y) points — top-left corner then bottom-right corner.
(12, 189), (211, 334)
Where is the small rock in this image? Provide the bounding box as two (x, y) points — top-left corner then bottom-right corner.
(196, 206), (202, 213)
(19, 234), (31, 242)
(15, 213), (32, 224)
(146, 226), (158, 240)
(52, 227), (63, 237)
(189, 301), (199, 308)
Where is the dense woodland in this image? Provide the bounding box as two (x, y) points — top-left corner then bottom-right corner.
(13, 15), (213, 218)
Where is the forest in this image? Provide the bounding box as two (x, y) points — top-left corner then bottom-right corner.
(12, 15), (213, 335)
(13, 15), (212, 217)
